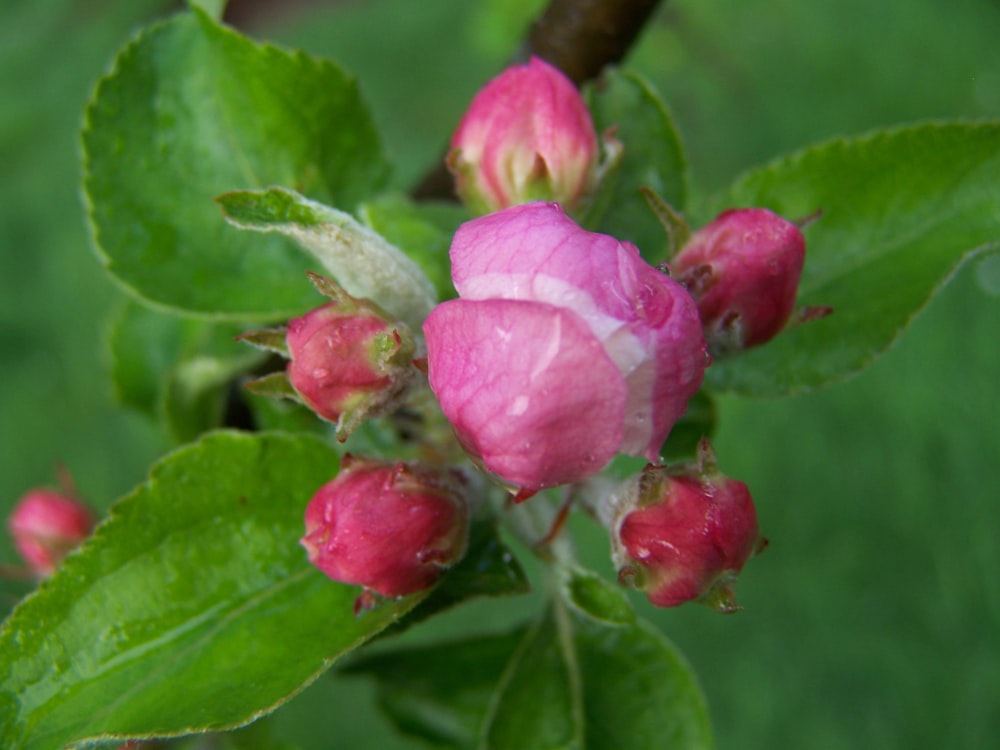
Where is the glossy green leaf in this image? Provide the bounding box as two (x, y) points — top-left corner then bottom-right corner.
(483, 570), (711, 750)
(559, 577), (712, 750)
(583, 69), (688, 264)
(482, 608), (582, 750)
(216, 187), (437, 329)
(344, 630), (526, 750)
(82, 9), (390, 320)
(702, 121), (1000, 395)
(491, 589), (712, 749)
(0, 432), (433, 748)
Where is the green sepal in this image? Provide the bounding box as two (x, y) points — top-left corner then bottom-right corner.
(245, 371), (300, 402)
(642, 186), (692, 260)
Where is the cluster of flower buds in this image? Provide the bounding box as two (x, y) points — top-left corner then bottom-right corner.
(7, 484), (94, 578)
(283, 56), (829, 611)
(301, 456), (469, 608)
(424, 202), (708, 498)
(239, 272), (417, 442)
(596, 439), (764, 612)
(448, 56), (602, 214)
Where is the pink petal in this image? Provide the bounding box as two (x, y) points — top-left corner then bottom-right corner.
(424, 298), (626, 490)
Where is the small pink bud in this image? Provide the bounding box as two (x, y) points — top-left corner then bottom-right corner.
(301, 456), (469, 598)
(424, 203), (707, 495)
(8, 488), (94, 577)
(672, 208), (806, 356)
(448, 57), (599, 213)
(609, 441), (761, 612)
(285, 292), (415, 439)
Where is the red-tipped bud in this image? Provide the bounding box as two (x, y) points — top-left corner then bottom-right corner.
(448, 57), (599, 214)
(607, 441), (762, 612)
(672, 208), (806, 356)
(285, 290), (416, 439)
(8, 488), (94, 577)
(301, 456), (469, 598)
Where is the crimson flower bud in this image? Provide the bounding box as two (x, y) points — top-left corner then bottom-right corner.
(285, 290), (416, 439)
(301, 456), (469, 599)
(672, 208), (806, 356)
(606, 440), (762, 612)
(448, 56), (599, 213)
(8, 488), (94, 577)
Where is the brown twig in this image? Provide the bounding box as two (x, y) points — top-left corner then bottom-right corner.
(518, 0), (664, 85)
(412, 0), (666, 201)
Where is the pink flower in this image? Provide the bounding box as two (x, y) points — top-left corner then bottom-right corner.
(672, 208), (806, 356)
(301, 456), (469, 598)
(423, 202), (707, 493)
(8, 488), (94, 576)
(609, 440), (762, 611)
(448, 57), (598, 213)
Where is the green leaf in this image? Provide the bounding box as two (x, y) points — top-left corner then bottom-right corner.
(489, 610), (582, 749)
(217, 186), (437, 329)
(344, 630), (526, 750)
(82, 10), (390, 320)
(701, 121), (1000, 395)
(108, 300), (264, 440)
(347, 570), (712, 750)
(558, 582), (713, 750)
(661, 391), (717, 462)
(482, 570), (711, 750)
(583, 69), (688, 264)
(351, 570), (710, 750)
(360, 194), (468, 302)
(0, 432), (431, 748)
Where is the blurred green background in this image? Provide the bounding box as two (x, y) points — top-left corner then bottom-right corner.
(2, 0), (999, 748)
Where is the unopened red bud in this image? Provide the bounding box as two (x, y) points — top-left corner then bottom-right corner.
(284, 290), (416, 439)
(609, 441), (761, 612)
(301, 456), (469, 598)
(673, 208), (806, 356)
(8, 488), (94, 577)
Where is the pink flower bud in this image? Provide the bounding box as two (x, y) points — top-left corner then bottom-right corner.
(285, 297), (415, 436)
(609, 441), (761, 611)
(8, 488), (94, 576)
(423, 202), (708, 494)
(448, 57), (599, 213)
(301, 456), (469, 598)
(672, 208), (806, 356)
